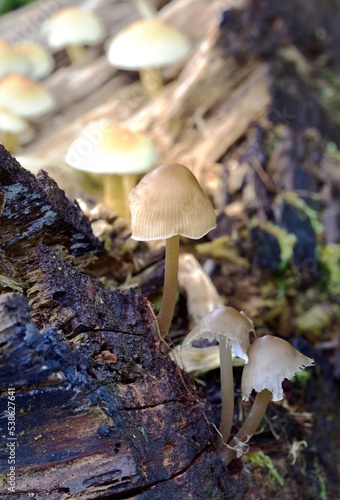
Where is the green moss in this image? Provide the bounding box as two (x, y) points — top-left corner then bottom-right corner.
(247, 451), (285, 486)
(276, 192), (323, 236)
(251, 219), (297, 272)
(319, 244), (340, 295)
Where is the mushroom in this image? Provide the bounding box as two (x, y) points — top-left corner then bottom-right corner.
(221, 335), (314, 465)
(107, 18), (191, 96)
(41, 7), (105, 63)
(0, 74), (55, 119)
(133, 0), (157, 18)
(0, 108), (32, 153)
(0, 39), (30, 78)
(66, 120), (159, 219)
(129, 163), (216, 338)
(14, 41), (54, 80)
(182, 307), (254, 448)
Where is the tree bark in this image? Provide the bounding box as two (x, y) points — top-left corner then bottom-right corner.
(0, 145), (240, 498)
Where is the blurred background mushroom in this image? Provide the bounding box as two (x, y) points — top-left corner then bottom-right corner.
(107, 18), (191, 96)
(14, 41), (55, 80)
(66, 120), (159, 219)
(0, 38), (30, 78)
(40, 7), (105, 64)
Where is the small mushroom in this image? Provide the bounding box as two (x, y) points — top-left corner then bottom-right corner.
(14, 41), (54, 80)
(41, 7), (105, 63)
(107, 18), (191, 96)
(0, 108), (32, 153)
(66, 120), (159, 219)
(221, 335), (314, 465)
(0, 39), (30, 78)
(0, 74), (55, 119)
(129, 163), (216, 338)
(182, 307), (254, 448)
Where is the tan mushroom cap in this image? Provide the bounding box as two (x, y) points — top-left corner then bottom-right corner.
(41, 7), (105, 49)
(107, 18), (191, 69)
(129, 163), (216, 241)
(241, 335), (314, 402)
(0, 74), (55, 118)
(0, 39), (30, 78)
(182, 306), (254, 362)
(15, 42), (54, 80)
(66, 120), (159, 175)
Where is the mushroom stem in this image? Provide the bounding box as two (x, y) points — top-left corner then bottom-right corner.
(133, 0), (157, 17)
(0, 132), (19, 154)
(220, 388), (272, 465)
(139, 68), (163, 97)
(217, 341), (234, 451)
(157, 234), (180, 338)
(122, 174), (139, 221)
(104, 174), (125, 216)
(66, 44), (86, 63)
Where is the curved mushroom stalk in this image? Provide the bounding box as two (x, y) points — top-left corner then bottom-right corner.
(220, 388), (272, 464)
(220, 335), (314, 465)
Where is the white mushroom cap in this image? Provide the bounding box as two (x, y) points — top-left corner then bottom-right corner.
(0, 108), (29, 134)
(41, 7), (105, 49)
(182, 306), (254, 363)
(129, 163), (216, 241)
(15, 42), (54, 80)
(107, 18), (191, 69)
(0, 39), (30, 78)
(241, 335), (314, 402)
(0, 74), (55, 118)
(66, 120), (159, 175)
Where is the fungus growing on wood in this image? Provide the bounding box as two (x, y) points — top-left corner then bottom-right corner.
(221, 335), (314, 465)
(0, 74), (55, 119)
(41, 7), (105, 63)
(0, 39), (30, 78)
(129, 163), (216, 338)
(182, 307), (254, 448)
(15, 41), (54, 80)
(0, 108), (31, 153)
(107, 18), (191, 96)
(66, 120), (159, 219)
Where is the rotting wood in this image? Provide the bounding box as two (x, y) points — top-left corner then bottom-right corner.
(0, 146), (241, 498)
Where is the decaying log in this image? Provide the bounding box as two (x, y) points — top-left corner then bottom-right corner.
(0, 146), (242, 498)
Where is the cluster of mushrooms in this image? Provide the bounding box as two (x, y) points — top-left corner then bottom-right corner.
(65, 3), (191, 217)
(0, 39), (55, 153)
(129, 162), (315, 466)
(1, 4), (315, 468)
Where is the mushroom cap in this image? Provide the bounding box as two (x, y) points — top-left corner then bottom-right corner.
(241, 335), (314, 402)
(0, 74), (55, 118)
(129, 163), (216, 241)
(0, 108), (29, 134)
(0, 39), (30, 78)
(182, 306), (254, 362)
(107, 18), (191, 69)
(15, 42), (54, 80)
(41, 7), (105, 49)
(66, 121), (159, 175)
